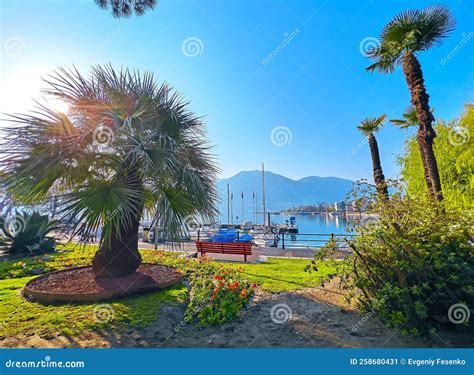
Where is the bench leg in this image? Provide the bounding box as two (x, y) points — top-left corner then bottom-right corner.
(244, 253), (247, 262)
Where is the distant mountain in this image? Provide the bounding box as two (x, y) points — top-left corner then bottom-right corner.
(217, 170), (354, 221)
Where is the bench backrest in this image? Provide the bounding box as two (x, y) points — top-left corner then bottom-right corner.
(195, 241), (252, 254)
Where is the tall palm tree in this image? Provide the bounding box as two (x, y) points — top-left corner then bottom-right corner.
(95, 0), (157, 18)
(390, 106), (434, 193)
(366, 5), (455, 201)
(357, 115), (389, 200)
(0, 65), (218, 278)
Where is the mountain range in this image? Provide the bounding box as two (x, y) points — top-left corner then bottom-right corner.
(216, 170), (354, 220)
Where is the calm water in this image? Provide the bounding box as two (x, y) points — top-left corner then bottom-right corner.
(219, 212), (356, 248)
(272, 213), (356, 248)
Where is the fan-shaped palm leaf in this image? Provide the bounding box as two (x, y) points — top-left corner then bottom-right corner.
(1, 65), (218, 277)
(357, 114), (386, 136)
(366, 5), (455, 73)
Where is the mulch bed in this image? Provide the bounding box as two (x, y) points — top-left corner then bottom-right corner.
(24, 263), (182, 303)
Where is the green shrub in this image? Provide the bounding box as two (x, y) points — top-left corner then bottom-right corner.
(343, 194), (474, 335)
(0, 211), (58, 256)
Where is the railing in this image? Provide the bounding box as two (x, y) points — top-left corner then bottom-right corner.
(149, 230), (357, 251)
(278, 232), (356, 250)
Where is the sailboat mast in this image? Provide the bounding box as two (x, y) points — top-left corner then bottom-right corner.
(262, 162), (266, 228)
(227, 183), (230, 224)
(252, 191), (255, 225)
(241, 191), (244, 222)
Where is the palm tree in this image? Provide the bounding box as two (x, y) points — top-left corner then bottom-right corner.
(0, 65), (218, 278)
(357, 115), (389, 200)
(390, 106), (434, 193)
(366, 5), (455, 201)
(95, 0), (157, 18)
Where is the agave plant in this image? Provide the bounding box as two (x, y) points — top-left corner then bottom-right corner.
(0, 65), (218, 278)
(0, 211), (58, 255)
(366, 5), (456, 201)
(357, 115), (389, 200)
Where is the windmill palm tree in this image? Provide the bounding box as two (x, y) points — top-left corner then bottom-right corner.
(0, 65), (218, 278)
(357, 115), (389, 200)
(366, 5), (455, 201)
(390, 106), (434, 193)
(95, 0), (157, 18)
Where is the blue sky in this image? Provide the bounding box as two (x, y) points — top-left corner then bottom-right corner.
(1, 0), (473, 181)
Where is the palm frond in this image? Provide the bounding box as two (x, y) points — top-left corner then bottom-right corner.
(1, 65), (219, 247)
(94, 0), (157, 18)
(357, 115), (386, 136)
(366, 5), (455, 73)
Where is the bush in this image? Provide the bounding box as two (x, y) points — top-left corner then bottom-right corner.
(343, 194), (473, 335)
(0, 211), (58, 256)
(184, 256), (256, 326)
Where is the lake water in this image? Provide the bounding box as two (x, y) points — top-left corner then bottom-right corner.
(271, 213), (356, 248)
(219, 212), (357, 248)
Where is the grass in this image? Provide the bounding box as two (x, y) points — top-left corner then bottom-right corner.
(229, 258), (339, 292)
(0, 244), (339, 340)
(0, 276), (186, 339)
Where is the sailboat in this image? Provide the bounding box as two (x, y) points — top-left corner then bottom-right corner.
(252, 162), (276, 247)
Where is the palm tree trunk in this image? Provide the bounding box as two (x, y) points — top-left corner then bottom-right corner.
(92, 169), (143, 279)
(416, 137), (435, 194)
(402, 52), (443, 201)
(92, 214), (142, 278)
(367, 134), (389, 200)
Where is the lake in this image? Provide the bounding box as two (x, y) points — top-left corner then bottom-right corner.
(219, 212), (357, 248)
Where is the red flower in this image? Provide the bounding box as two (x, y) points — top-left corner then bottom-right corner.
(251, 283), (257, 289)
(214, 275), (224, 281)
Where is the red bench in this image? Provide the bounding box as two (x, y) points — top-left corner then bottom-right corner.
(195, 241), (252, 262)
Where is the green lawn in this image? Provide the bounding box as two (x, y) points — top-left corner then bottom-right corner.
(0, 245), (339, 340)
(230, 258), (339, 292)
(0, 277), (186, 339)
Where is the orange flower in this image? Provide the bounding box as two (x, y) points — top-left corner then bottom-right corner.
(214, 275), (224, 281)
(239, 289), (248, 298)
(176, 268), (182, 273)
